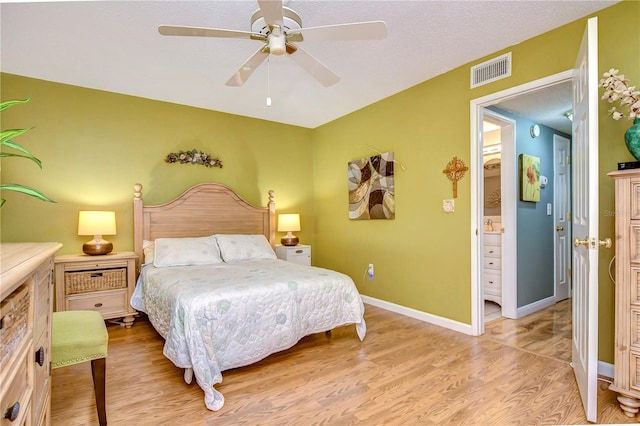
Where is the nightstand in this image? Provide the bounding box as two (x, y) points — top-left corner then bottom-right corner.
(54, 251), (138, 327)
(275, 244), (311, 266)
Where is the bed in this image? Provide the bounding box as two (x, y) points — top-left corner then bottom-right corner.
(129, 183), (366, 411)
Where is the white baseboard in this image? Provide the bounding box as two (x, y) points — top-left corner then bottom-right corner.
(515, 295), (555, 318)
(361, 295), (614, 376)
(598, 361), (614, 380)
(360, 295), (473, 335)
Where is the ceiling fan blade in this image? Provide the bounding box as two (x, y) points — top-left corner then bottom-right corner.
(159, 25), (265, 41)
(287, 21), (387, 43)
(257, 0), (284, 28)
(288, 44), (340, 87)
(225, 46), (269, 87)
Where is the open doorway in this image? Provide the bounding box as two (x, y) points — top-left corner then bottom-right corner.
(470, 70), (574, 336)
(475, 79), (574, 367)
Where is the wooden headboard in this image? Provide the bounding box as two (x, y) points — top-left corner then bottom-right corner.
(133, 183), (275, 264)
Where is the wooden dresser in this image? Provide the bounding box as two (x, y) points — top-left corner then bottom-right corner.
(609, 169), (640, 418)
(1, 242), (61, 426)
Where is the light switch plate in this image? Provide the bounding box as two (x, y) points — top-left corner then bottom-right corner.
(547, 203), (552, 215)
(443, 199), (455, 213)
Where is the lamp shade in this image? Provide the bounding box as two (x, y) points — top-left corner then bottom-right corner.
(78, 211), (117, 236)
(277, 214), (300, 232)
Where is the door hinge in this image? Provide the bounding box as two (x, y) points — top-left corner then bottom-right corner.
(566, 155), (571, 165)
(567, 212), (571, 221)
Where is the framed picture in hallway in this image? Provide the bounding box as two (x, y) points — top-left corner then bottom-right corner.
(519, 153), (540, 202)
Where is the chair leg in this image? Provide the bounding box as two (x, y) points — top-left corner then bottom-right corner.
(91, 358), (107, 426)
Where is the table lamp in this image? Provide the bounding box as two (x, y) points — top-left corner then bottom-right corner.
(78, 211), (116, 255)
(278, 214), (300, 246)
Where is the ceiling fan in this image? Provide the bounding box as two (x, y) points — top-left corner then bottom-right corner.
(158, 0), (387, 87)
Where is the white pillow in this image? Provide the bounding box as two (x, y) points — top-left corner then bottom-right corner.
(153, 236), (223, 267)
(215, 234), (276, 262)
(143, 240), (155, 265)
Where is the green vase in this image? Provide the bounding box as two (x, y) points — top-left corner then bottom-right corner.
(625, 118), (640, 161)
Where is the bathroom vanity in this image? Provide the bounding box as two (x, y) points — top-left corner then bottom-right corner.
(483, 231), (502, 305)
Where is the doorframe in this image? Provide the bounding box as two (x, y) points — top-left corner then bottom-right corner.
(470, 69), (573, 336)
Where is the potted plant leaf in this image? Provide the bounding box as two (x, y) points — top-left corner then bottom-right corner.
(0, 97), (55, 207)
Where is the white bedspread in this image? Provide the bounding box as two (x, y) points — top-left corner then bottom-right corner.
(130, 259), (366, 410)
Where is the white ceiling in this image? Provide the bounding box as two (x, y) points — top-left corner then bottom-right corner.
(0, 0), (618, 130)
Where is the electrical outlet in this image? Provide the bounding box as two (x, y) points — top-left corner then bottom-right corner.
(368, 263), (374, 280)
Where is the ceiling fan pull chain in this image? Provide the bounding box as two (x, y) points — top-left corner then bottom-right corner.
(266, 56), (272, 107)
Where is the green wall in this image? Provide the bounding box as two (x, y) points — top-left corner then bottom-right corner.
(2, 1), (638, 364)
(311, 1), (639, 363)
(0, 75), (315, 254)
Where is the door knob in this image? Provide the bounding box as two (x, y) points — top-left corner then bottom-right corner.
(574, 237), (588, 247)
(556, 226), (564, 231)
(599, 238), (612, 249)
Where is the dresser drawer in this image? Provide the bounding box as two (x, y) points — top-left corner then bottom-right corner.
(32, 324), (50, 425)
(0, 284), (31, 368)
(630, 351), (640, 394)
(483, 245), (501, 258)
(1, 350), (31, 426)
(67, 289), (127, 317)
(631, 309), (640, 351)
(632, 268), (640, 306)
(483, 271), (501, 296)
(483, 257), (501, 270)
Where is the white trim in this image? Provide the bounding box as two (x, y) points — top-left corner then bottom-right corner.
(361, 295), (473, 335)
(470, 70), (574, 336)
(598, 361), (614, 380)
(515, 295), (556, 319)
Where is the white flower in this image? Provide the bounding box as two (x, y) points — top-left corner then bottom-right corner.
(600, 68), (640, 121)
(608, 107), (625, 120)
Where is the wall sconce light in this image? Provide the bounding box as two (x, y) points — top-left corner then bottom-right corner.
(78, 211), (116, 255)
(278, 213), (300, 246)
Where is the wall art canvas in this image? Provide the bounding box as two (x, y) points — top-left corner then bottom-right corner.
(520, 153), (541, 202)
(348, 151), (395, 220)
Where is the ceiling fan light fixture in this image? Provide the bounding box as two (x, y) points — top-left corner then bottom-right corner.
(268, 33), (286, 55)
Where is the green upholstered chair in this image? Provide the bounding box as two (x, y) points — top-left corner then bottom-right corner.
(52, 310), (108, 426)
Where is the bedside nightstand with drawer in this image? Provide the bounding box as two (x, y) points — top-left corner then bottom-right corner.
(54, 251), (138, 327)
(275, 245), (311, 266)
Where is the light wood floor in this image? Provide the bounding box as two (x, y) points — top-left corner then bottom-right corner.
(51, 302), (635, 425)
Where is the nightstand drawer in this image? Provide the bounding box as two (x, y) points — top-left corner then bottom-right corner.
(288, 247), (310, 259)
(275, 245), (311, 266)
(67, 290), (128, 317)
(65, 268), (127, 294)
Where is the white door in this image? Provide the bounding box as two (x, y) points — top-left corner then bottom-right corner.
(554, 134), (571, 302)
(571, 17), (601, 423)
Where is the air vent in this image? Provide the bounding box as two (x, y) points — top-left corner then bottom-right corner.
(470, 52), (512, 88)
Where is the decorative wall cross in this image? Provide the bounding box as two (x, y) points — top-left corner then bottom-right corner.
(442, 156), (468, 198)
